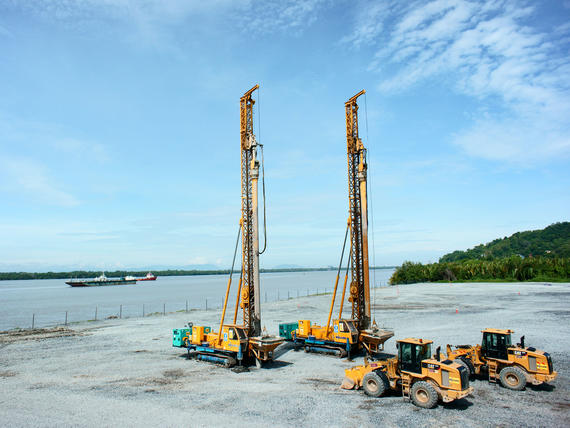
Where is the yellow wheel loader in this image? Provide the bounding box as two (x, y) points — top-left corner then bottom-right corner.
(342, 338), (473, 408)
(444, 329), (557, 390)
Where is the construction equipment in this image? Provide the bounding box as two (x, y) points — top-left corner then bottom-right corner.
(342, 338), (473, 408)
(290, 90), (393, 357)
(444, 329), (557, 390)
(173, 84), (283, 368)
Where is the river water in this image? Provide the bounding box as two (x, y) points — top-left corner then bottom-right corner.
(0, 269), (395, 331)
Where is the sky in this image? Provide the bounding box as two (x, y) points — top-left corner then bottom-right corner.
(0, 0), (568, 272)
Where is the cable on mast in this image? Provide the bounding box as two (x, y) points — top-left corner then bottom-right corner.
(259, 144), (268, 255)
(364, 92), (377, 323)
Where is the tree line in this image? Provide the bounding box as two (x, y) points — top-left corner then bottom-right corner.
(389, 256), (570, 285)
(440, 222), (570, 262)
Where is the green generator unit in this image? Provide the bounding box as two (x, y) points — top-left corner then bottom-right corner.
(279, 322), (299, 340)
(172, 328), (190, 347)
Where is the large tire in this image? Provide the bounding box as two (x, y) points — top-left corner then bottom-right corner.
(410, 381), (439, 409)
(456, 358), (475, 378)
(362, 371), (389, 398)
(499, 366), (526, 391)
(459, 357), (476, 377)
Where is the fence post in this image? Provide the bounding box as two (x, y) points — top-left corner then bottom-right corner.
(297, 289), (299, 298)
(288, 290), (290, 300)
(95, 306), (98, 321)
(205, 298), (208, 311)
(120, 305), (122, 319)
(265, 292), (267, 303)
(143, 304), (145, 317)
(32, 314), (35, 329)
(186, 300), (188, 313)
(163, 303), (166, 315)
(65, 311), (68, 326)
(307, 288), (309, 296)
(277, 290), (279, 301)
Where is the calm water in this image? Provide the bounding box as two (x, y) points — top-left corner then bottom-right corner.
(0, 269), (395, 330)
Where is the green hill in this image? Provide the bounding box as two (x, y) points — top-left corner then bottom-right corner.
(440, 222), (570, 263)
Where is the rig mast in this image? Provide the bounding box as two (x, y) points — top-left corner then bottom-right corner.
(239, 84), (261, 337)
(345, 90), (371, 330)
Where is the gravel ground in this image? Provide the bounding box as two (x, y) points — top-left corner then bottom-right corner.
(0, 281), (568, 427)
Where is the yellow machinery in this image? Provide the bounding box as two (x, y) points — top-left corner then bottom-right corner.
(291, 90), (393, 357)
(444, 329), (557, 390)
(179, 85), (283, 368)
(342, 338), (473, 408)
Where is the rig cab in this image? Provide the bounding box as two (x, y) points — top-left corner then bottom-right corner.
(293, 319), (360, 357)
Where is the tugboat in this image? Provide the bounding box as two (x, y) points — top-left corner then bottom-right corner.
(66, 273), (138, 287)
(138, 272), (157, 281)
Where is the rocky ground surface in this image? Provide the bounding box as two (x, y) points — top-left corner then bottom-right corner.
(1, 281), (568, 427)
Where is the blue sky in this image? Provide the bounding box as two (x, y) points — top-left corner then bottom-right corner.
(0, 0), (568, 271)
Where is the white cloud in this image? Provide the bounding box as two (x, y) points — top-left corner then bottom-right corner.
(0, 157), (79, 207)
(244, 0), (326, 35)
(6, 0), (323, 37)
(53, 138), (110, 163)
(344, 0), (570, 163)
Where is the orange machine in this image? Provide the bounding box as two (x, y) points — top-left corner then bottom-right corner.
(176, 85), (282, 367)
(291, 90), (393, 357)
(342, 338), (473, 408)
(444, 329), (557, 390)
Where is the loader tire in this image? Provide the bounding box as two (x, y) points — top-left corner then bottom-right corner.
(459, 357), (475, 377)
(362, 371), (389, 398)
(411, 381), (438, 409)
(500, 366), (526, 391)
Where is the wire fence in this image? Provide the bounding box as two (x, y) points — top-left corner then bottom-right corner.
(13, 282), (392, 330)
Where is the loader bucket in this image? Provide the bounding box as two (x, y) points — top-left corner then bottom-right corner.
(341, 376), (356, 390)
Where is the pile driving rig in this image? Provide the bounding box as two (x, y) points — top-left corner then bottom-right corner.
(342, 338), (473, 409)
(444, 329), (557, 390)
(173, 84), (283, 367)
(290, 90), (393, 357)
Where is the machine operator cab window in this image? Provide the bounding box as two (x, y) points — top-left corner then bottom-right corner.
(398, 341), (432, 374)
(339, 321), (358, 334)
(228, 329), (237, 340)
(482, 332), (511, 360)
(227, 327), (246, 342)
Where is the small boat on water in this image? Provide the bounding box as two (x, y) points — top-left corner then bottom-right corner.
(66, 273), (137, 287)
(137, 272), (157, 281)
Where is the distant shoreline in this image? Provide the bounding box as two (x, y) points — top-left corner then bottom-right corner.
(0, 266), (397, 281)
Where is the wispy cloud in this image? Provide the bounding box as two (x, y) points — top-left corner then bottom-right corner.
(0, 157), (79, 207)
(5, 0), (324, 40)
(0, 22), (12, 37)
(53, 138), (110, 163)
(343, 0), (570, 163)
(244, 0), (327, 35)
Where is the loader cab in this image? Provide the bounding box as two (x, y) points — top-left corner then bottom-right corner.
(397, 339), (433, 374)
(481, 329), (512, 360)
